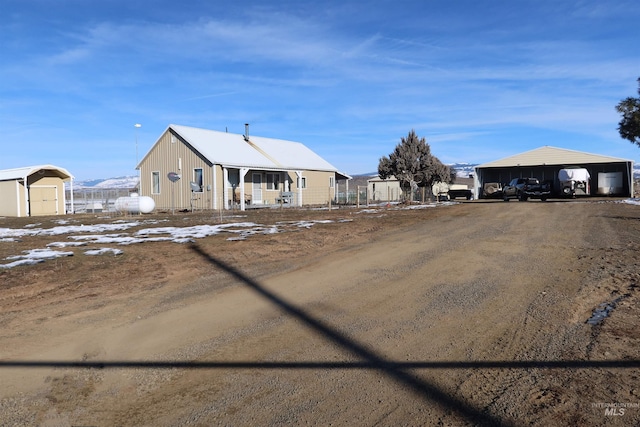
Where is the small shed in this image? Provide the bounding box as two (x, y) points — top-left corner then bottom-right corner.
(0, 165), (74, 217)
(367, 175), (402, 202)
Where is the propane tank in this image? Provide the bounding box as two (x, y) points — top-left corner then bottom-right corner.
(115, 193), (155, 214)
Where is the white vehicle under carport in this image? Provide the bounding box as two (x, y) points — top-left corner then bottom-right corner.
(431, 182), (473, 201)
(558, 168), (590, 197)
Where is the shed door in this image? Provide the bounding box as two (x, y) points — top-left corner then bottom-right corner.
(29, 185), (58, 216)
(252, 173), (262, 204)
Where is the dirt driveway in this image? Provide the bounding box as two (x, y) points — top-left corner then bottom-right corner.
(1, 200), (639, 426)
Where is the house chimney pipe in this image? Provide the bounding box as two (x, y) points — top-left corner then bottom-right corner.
(244, 123), (249, 141)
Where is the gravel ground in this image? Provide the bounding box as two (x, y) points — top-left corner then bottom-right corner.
(0, 199), (639, 426)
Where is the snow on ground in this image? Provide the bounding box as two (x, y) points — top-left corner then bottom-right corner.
(621, 199), (640, 206)
(0, 214), (368, 269)
(8, 198), (620, 269)
(0, 248), (74, 269)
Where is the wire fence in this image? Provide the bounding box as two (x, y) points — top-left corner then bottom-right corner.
(66, 188), (135, 214)
(239, 186), (435, 209)
(65, 186), (441, 214)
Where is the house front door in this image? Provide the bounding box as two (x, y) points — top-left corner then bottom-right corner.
(252, 173), (262, 204)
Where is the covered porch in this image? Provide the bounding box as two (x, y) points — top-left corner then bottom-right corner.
(221, 166), (303, 211)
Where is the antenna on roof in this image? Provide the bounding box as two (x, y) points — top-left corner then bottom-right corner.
(244, 123), (250, 141)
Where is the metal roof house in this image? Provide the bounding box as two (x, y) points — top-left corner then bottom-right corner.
(474, 146), (634, 198)
(136, 124), (350, 211)
(0, 165), (74, 217)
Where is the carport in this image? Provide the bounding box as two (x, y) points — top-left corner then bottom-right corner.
(474, 146), (634, 199)
(0, 165), (74, 217)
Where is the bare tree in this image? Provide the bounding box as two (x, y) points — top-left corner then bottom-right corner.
(378, 130), (451, 201)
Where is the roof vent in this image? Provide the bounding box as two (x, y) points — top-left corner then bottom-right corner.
(244, 123), (250, 141)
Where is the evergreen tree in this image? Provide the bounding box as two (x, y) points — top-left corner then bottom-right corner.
(378, 130), (451, 200)
(616, 78), (640, 146)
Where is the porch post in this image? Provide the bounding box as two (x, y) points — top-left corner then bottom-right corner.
(223, 167), (229, 210)
(345, 178), (349, 205)
(240, 168), (249, 211)
(212, 165), (218, 210)
(23, 174), (29, 217)
(295, 170), (302, 206)
(68, 178), (74, 214)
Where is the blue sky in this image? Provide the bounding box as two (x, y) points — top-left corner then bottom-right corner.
(2, 0), (639, 180)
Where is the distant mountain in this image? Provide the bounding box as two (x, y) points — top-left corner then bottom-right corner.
(449, 163), (478, 178)
(356, 164), (478, 179)
(71, 176), (139, 189)
(69, 162), (639, 191)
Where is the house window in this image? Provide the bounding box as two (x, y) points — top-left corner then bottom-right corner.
(266, 173), (280, 191)
(329, 176), (335, 187)
(193, 168), (203, 192)
(152, 171), (160, 194)
(300, 177), (307, 189)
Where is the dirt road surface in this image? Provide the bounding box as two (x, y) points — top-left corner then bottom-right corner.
(1, 200), (639, 426)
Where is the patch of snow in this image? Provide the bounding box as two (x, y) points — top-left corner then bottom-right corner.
(0, 258), (44, 269)
(69, 234), (149, 245)
(6, 248), (74, 261)
(1, 248), (74, 269)
(85, 248), (124, 256)
(0, 221), (142, 239)
(47, 241), (88, 248)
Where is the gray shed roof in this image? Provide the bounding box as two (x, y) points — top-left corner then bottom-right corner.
(156, 124), (339, 172)
(0, 165), (73, 182)
(477, 146), (632, 168)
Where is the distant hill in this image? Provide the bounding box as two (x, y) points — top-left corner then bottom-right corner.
(71, 176), (139, 189)
(70, 161), (639, 190)
(449, 163), (477, 178)
(356, 163), (478, 180)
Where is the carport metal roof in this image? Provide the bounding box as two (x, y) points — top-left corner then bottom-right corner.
(477, 146), (632, 168)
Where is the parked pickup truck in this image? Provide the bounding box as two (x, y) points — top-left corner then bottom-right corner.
(502, 177), (551, 202)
